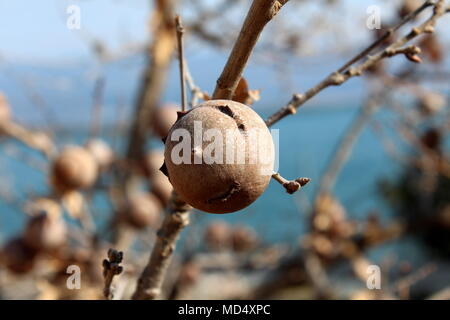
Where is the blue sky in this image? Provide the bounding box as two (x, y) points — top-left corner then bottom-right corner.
(1, 0), (448, 126)
(0, 0), (150, 62)
(0, 0), (398, 63)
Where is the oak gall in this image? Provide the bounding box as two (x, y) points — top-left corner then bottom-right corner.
(163, 100), (274, 214)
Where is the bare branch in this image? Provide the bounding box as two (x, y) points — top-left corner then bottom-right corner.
(0, 121), (55, 158)
(337, 0), (434, 73)
(125, 0), (176, 163)
(317, 96), (380, 196)
(89, 76), (105, 139)
(265, 0), (447, 127)
(272, 172), (310, 194)
(132, 192), (191, 300)
(212, 0), (288, 99)
(185, 64), (208, 107)
(175, 15), (187, 112)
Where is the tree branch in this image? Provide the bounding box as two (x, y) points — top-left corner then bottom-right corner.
(317, 95), (380, 196)
(0, 121), (55, 159)
(212, 0), (288, 99)
(125, 0), (176, 163)
(131, 0), (289, 300)
(132, 192), (191, 300)
(271, 172), (310, 194)
(265, 0), (446, 127)
(175, 15), (187, 112)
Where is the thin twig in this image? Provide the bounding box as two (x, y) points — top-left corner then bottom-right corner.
(265, 0), (446, 127)
(428, 287), (450, 300)
(185, 64), (207, 108)
(370, 119), (412, 166)
(130, 5), (194, 301)
(337, 0), (434, 73)
(317, 95), (380, 196)
(113, 0), (176, 240)
(0, 67), (59, 133)
(125, 0), (176, 163)
(89, 76), (105, 139)
(304, 251), (334, 299)
(175, 15), (187, 112)
(185, 0), (241, 48)
(0, 121), (56, 159)
(1, 143), (47, 172)
(271, 172), (310, 194)
(391, 263), (437, 299)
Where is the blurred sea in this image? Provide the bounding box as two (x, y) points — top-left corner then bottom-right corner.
(0, 105), (426, 263)
(0, 51), (432, 265)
